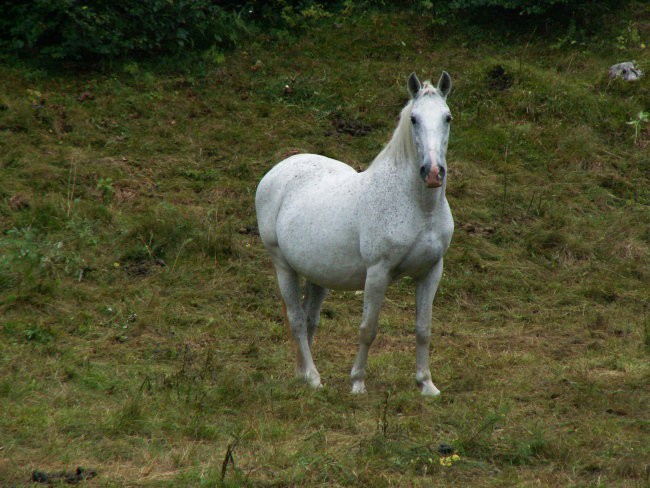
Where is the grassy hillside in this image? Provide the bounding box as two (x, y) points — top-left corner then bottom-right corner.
(1, 7), (649, 487)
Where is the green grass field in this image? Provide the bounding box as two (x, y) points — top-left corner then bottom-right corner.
(1, 7), (649, 487)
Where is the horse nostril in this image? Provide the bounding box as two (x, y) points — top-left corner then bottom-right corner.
(420, 165), (428, 179)
(439, 166), (446, 180)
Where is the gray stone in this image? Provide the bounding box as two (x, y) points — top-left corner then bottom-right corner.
(608, 61), (643, 81)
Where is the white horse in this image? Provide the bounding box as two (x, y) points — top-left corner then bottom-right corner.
(255, 72), (454, 396)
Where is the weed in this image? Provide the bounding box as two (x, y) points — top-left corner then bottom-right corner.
(110, 396), (146, 436)
(458, 405), (510, 457)
(96, 177), (115, 203)
(377, 389), (392, 437)
(180, 168), (220, 182)
(24, 325), (54, 344)
(626, 110), (648, 145)
(615, 21), (643, 50)
(221, 432), (242, 482)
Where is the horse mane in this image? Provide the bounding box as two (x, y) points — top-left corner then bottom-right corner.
(371, 81), (438, 168)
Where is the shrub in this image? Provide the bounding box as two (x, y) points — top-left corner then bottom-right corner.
(0, 0), (244, 61)
(416, 0), (624, 15)
(0, 0), (628, 61)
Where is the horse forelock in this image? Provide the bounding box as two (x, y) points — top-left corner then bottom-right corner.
(417, 81), (438, 97)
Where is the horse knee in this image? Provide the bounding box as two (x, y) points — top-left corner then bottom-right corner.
(289, 319), (307, 338)
(416, 334), (431, 346)
(284, 306), (307, 338)
(415, 327), (431, 345)
(359, 323), (377, 344)
(306, 314), (319, 331)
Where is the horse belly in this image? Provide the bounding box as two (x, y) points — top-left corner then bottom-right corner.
(276, 195), (366, 290)
(285, 245), (367, 290)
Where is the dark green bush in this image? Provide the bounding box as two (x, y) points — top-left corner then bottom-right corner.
(0, 0), (628, 61)
(0, 0), (244, 60)
(445, 0), (612, 15)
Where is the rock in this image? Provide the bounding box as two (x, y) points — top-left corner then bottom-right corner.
(437, 443), (455, 455)
(608, 62), (643, 81)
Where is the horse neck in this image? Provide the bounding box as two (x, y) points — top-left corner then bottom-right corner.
(368, 127), (446, 214)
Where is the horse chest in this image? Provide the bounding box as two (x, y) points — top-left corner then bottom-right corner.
(397, 229), (447, 276)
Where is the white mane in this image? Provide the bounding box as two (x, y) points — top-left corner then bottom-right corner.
(372, 82), (439, 168)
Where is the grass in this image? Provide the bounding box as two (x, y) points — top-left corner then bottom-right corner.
(1, 6), (649, 487)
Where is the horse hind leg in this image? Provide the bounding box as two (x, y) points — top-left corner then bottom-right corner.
(281, 298), (302, 372)
(350, 265), (391, 394)
(273, 260), (321, 389)
(303, 282), (328, 347)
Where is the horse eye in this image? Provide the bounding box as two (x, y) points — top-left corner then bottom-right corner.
(410, 115), (417, 125)
(445, 114), (453, 123)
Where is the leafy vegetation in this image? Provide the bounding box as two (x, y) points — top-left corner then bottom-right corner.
(0, 0), (244, 60)
(431, 0), (621, 15)
(0, 2), (648, 487)
(0, 0), (631, 62)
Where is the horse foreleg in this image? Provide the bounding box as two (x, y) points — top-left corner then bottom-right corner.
(303, 282), (328, 347)
(415, 259), (444, 396)
(350, 265), (390, 394)
(275, 263), (321, 389)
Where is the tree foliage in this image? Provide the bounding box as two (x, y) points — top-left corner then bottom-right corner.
(444, 0), (610, 15)
(0, 0), (626, 61)
(0, 0), (243, 60)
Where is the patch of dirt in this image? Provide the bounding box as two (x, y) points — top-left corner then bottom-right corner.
(77, 91), (94, 102)
(457, 221), (496, 237)
(124, 258), (166, 277)
(331, 116), (373, 136)
(238, 225), (259, 236)
(207, 187), (239, 204)
(51, 103), (72, 135)
(32, 466), (97, 484)
(115, 185), (140, 203)
(8, 193), (30, 211)
(280, 148), (302, 159)
(487, 65), (513, 90)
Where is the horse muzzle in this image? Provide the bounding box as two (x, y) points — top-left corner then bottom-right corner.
(420, 163), (445, 188)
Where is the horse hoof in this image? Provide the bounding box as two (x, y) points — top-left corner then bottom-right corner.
(308, 379), (323, 389)
(305, 372), (322, 389)
(351, 381), (367, 394)
(420, 381), (440, 397)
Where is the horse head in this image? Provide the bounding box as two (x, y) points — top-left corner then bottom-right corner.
(407, 72), (452, 188)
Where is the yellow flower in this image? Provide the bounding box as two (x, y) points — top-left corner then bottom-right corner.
(439, 454), (461, 466)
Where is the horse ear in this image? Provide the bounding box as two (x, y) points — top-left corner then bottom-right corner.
(407, 72), (421, 98)
(437, 71), (452, 98)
